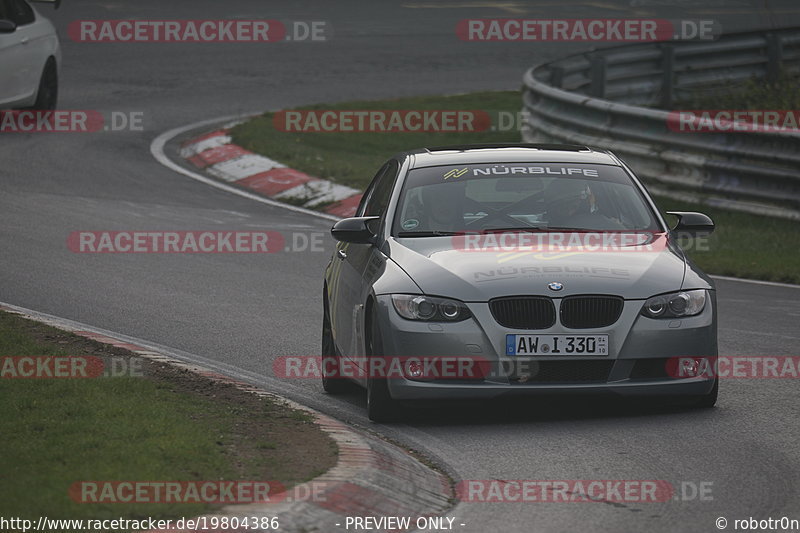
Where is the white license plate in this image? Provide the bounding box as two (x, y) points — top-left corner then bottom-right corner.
(506, 334), (609, 356)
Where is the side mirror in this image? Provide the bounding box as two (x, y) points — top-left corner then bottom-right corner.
(667, 211), (715, 237)
(29, 0), (61, 9)
(0, 20), (17, 33)
(331, 216), (380, 244)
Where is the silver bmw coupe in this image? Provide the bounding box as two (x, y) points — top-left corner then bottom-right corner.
(323, 144), (718, 421)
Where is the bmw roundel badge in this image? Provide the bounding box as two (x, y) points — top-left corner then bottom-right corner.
(548, 282), (564, 291)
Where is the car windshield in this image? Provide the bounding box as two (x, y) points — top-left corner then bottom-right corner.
(393, 162), (660, 235)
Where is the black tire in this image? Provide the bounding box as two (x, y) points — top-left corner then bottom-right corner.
(366, 306), (399, 422)
(690, 377), (719, 408)
(32, 58), (58, 111)
(321, 299), (349, 394)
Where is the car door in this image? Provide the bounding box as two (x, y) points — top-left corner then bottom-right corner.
(0, 0), (40, 106)
(0, 0), (19, 103)
(332, 159), (400, 360)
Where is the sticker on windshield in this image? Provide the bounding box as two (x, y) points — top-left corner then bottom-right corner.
(472, 165), (599, 177)
(443, 167), (469, 179)
(402, 219), (420, 230)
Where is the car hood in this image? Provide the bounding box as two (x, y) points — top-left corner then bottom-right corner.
(386, 235), (686, 301)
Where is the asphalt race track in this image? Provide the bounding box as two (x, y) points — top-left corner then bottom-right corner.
(2, 1), (800, 532)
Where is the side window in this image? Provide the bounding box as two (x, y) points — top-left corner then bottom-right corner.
(363, 160), (400, 218)
(5, 0), (34, 25)
(356, 162), (388, 217)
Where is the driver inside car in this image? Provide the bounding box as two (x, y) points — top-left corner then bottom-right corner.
(545, 178), (625, 230)
(419, 182), (466, 232)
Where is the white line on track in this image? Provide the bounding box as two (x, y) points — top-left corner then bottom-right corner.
(0, 300), (288, 393)
(152, 116), (800, 290)
(710, 275), (800, 289)
(149, 114), (339, 223)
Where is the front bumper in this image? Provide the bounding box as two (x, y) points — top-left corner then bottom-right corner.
(373, 293), (717, 400)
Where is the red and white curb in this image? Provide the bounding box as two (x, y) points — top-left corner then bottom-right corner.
(154, 116), (800, 291)
(180, 129), (363, 218)
(0, 301), (453, 532)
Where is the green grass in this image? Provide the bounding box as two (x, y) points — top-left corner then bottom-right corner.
(675, 71), (800, 109)
(231, 91), (800, 284)
(231, 91), (523, 189)
(2, 379), (235, 522)
(0, 312), (334, 528)
(660, 199), (800, 284)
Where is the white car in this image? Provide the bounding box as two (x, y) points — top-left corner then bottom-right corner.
(0, 0), (60, 109)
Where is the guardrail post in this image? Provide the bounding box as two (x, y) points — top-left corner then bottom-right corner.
(661, 44), (675, 108)
(550, 65), (565, 89)
(766, 33), (783, 83)
(589, 54), (607, 98)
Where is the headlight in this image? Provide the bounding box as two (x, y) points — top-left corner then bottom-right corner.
(391, 294), (471, 322)
(641, 290), (707, 318)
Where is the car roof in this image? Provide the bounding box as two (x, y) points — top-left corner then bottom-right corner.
(405, 144), (621, 168)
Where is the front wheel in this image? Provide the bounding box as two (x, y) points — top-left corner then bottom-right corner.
(366, 307), (399, 422)
(367, 373), (397, 422)
(321, 300), (349, 394)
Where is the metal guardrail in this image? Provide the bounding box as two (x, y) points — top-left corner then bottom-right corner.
(521, 28), (800, 220)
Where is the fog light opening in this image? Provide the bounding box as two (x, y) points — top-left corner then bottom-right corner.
(406, 360), (424, 379)
(680, 358), (700, 377)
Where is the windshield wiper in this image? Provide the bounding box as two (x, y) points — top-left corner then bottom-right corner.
(396, 231), (460, 237)
(478, 227), (547, 233)
(540, 226), (599, 232)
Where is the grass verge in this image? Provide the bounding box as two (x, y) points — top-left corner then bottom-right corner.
(675, 71), (800, 109)
(0, 311), (337, 530)
(230, 91), (799, 284)
(230, 91), (522, 190)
